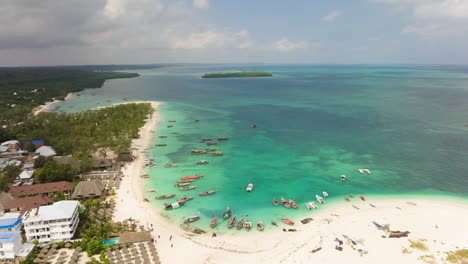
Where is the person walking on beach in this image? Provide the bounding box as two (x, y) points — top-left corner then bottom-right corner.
(169, 235), (172, 241)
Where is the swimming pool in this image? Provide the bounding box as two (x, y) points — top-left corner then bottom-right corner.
(102, 237), (119, 246)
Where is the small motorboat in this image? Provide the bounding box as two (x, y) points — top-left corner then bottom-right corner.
(167, 125), (173, 128)
(164, 163), (178, 168)
(271, 221), (278, 227)
(181, 175), (204, 180)
(164, 201), (184, 210)
(316, 195), (325, 204)
(257, 221), (265, 231)
(345, 197), (350, 201)
(194, 151), (207, 155)
(174, 183), (190, 187)
(184, 216), (200, 223)
(211, 152), (224, 156)
(200, 137), (212, 142)
(341, 175), (347, 181)
(205, 148), (216, 151)
(142, 175), (150, 179)
(227, 216), (236, 228)
(197, 160), (209, 164)
(280, 217), (294, 226)
(218, 137), (230, 140)
(191, 149), (206, 154)
(177, 179), (195, 183)
(171, 132), (179, 134)
(210, 217), (218, 228)
(158, 136), (167, 138)
(350, 194), (355, 198)
(223, 205), (231, 220)
(251, 124), (257, 128)
(156, 144), (167, 146)
(155, 194), (176, 199)
(168, 120), (176, 122)
(177, 196), (195, 203)
(358, 169), (371, 174)
(272, 198), (279, 206)
(236, 218), (245, 230)
(306, 202), (318, 210)
(246, 183), (254, 192)
(199, 190), (217, 196)
(244, 220), (252, 231)
(323, 191), (329, 198)
(146, 189), (157, 193)
(281, 197), (290, 208)
(289, 199), (298, 209)
(180, 186), (197, 191)
(206, 141), (218, 145)
(360, 195), (366, 201)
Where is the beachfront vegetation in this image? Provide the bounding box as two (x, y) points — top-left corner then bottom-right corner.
(409, 239), (429, 251)
(0, 165), (21, 192)
(446, 249), (468, 263)
(13, 103), (153, 156)
(201, 71), (272, 78)
(0, 68), (139, 141)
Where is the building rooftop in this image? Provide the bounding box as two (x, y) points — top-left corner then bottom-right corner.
(4, 195), (51, 216)
(0, 218), (21, 230)
(26, 200), (78, 222)
(9, 181), (73, 197)
(0, 231), (21, 243)
(71, 180), (105, 199)
(119, 231), (152, 244)
(35, 146), (56, 157)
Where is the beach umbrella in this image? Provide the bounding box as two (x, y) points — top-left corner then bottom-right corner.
(52, 244), (58, 249)
(44, 244), (51, 249)
(60, 251), (67, 255)
(33, 258), (41, 263)
(75, 246), (82, 252)
(65, 243), (71, 248)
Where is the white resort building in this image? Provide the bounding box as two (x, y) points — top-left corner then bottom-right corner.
(23, 201), (79, 243)
(0, 231), (22, 260)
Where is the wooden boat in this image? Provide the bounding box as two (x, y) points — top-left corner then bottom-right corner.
(191, 149), (207, 154)
(177, 179), (195, 183)
(273, 198), (279, 206)
(323, 191), (329, 197)
(142, 175), (150, 179)
(218, 137), (230, 140)
(306, 202), (318, 210)
(271, 221), (278, 227)
(246, 183), (254, 192)
(171, 132), (179, 134)
(244, 220), (252, 231)
(164, 201), (185, 210)
(316, 195), (325, 204)
(210, 217), (218, 228)
(155, 194), (176, 199)
(174, 183), (190, 187)
(156, 144), (167, 146)
(194, 151), (207, 155)
(146, 189), (157, 193)
(281, 197), (291, 208)
(280, 217), (295, 226)
(158, 136), (167, 138)
(257, 221), (265, 231)
(197, 160), (209, 164)
(199, 190), (217, 196)
(181, 175), (204, 180)
(236, 218), (245, 230)
(179, 186), (197, 191)
(184, 216), (200, 223)
(227, 216), (236, 229)
(360, 195), (365, 201)
(168, 120), (176, 122)
(345, 197), (350, 201)
(177, 196), (195, 203)
(206, 141), (218, 145)
(289, 199), (298, 209)
(222, 205), (232, 220)
(167, 125), (173, 128)
(164, 163), (178, 168)
(211, 152), (224, 156)
(200, 137), (212, 142)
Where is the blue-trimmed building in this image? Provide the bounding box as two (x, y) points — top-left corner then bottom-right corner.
(0, 217), (22, 233)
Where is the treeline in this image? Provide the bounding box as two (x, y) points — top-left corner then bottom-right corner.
(14, 103), (153, 156)
(0, 68), (139, 140)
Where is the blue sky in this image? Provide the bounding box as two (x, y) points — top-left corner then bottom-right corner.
(0, 0), (467, 66)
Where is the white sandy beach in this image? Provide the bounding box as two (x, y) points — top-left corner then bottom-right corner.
(32, 92), (73, 115)
(114, 101), (468, 264)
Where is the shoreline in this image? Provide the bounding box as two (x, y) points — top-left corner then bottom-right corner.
(113, 102), (468, 264)
(32, 92), (73, 115)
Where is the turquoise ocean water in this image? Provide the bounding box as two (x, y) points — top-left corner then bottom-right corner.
(53, 65), (468, 232)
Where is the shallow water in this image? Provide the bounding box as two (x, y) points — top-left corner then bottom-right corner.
(53, 65), (468, 231)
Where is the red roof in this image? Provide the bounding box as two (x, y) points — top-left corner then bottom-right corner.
(9, 181), (73, 197)
(4, 195), (51, 216)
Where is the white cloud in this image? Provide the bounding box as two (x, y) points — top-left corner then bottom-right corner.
(273, 37), (309, 51)
(174, 29), (251, 49)
(323, 10), (342, 22)
(193, 0), (209, 9)
(414, 0), (468, 19)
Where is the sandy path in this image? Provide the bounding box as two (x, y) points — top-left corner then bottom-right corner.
(114, 101), (468, 264)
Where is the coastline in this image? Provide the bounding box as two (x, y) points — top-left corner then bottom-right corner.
(32, 92), (73, 115)
(113, 101), (468, 264)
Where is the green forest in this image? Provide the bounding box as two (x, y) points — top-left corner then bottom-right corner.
(0, 68), (139, 140)
(201, 71), (272, 78)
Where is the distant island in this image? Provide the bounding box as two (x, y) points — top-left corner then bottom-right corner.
(202, 71), (273, 78)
